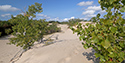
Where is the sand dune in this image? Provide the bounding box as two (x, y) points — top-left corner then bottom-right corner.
(0, 24), (99, 63)
(0, 35), (21, 63)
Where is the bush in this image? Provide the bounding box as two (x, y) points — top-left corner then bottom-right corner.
(0, 21), (11, 27)
(0, 21), (13, 36)
(46, 23), (61, 34)
(67, 18), (83, 27)
(71, 0), (125, 63)
(5, 28), (12, 34)
(9, 3), (45, 50)
(0, 32), (1, 36)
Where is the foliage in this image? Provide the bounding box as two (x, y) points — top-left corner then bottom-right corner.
(0, 21), (12, 27)
(48, 21), (60, 24)
(25, 2), (42, 17)
(89, 14), (100, 22)
(59, 21), (68, 24)
(9, 15), (25, 25)
(71, 0), (125, 63)
(67, 18), (83, 27)
(5, 28), (12, 34)
(46, 23), (61, 34)
(9, 16), (48, 49)
(0, 20), (13, 36)
(8, 3), (47, 50)
(0, 32), (1, 36)
(8, 3), (60, 50)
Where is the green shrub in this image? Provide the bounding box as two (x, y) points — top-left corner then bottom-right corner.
(0, 21), (11, 27)
(0, 20), (13, 36)
(67, 18), (83, 27)
(46, 23), (61, 34)
(71, 0), (125, 63)
(0, 32), (1, 36)
(5, 28), (12, 34)
(8, 3), (45, 50)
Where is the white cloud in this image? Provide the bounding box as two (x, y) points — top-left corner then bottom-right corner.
(49, 17), (60, 21)
(70, 16), (75, 19)
(37, 14), (50, 19)
(63, 18), (68, 21)
(48, 16), (75, 21)
(99, 10), (106, 14)
(82, 10), (95, 15)
(80, 14), (96, 20)
(63, 16), (75, 21)
(86, 14), (96, 18)
(0, 5), (19, 11)
(86, 6), (101, 11)
(80, 17), (89, 20)
(81, 5), (107, 20)
(82, 6), (102, 15)
(77, 1), (93, 6)
(1, 13), (11, 17)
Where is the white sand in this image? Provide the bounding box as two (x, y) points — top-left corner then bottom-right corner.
(0, 35), (21, 63)
(0, 23), (99, 63)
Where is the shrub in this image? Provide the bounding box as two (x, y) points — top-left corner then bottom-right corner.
(0, 21), (13, 36)
(67, 18), (83, 27)
(0, 32), (1, 36)
(5, 28), (12, 34)
(46, 23), (61, 34)
(8, 3), (45, 50)
(71, 0), (125, 63)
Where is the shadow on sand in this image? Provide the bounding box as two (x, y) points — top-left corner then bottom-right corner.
(0, 35), (11, 40)
(82, 49), (100, 63)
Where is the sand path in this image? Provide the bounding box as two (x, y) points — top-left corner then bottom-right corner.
(15, 24), (99, 63)
(0, 24), (99, 63)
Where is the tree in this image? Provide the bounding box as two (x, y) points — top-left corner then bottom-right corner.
(8, 3), (47, 50)
(71, 0), (125, 63)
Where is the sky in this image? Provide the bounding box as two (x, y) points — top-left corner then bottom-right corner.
(0, 0), (107, 21)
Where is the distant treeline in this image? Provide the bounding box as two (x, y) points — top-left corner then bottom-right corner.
(0, 18), (87, 37)
(0, 20), (13, 36)
(0, 19), (61, 37)
(48, 18), (88, 27)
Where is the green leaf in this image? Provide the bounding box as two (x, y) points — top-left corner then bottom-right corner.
(111, 26), (117, 33)
(95, 53), (100, 58)
(98, 34), (103, 40)
(101, 38), (111, 49)
(120, 6), (125, 12)
(97, 46), (101, 50)
(118, 52), (124, 58)
(109, 0), (115, 4)
(79, 35), (85, 41)
(100, 56), (105, 62)
(85, 23), (90, 26)
(105, 56), (109, 61)
(83, 44), (88, 49)
(119, 41), (124, 47)
(118, 58), (123, 62)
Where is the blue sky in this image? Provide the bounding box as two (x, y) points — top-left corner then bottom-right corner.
(0, 0), (106, 21)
